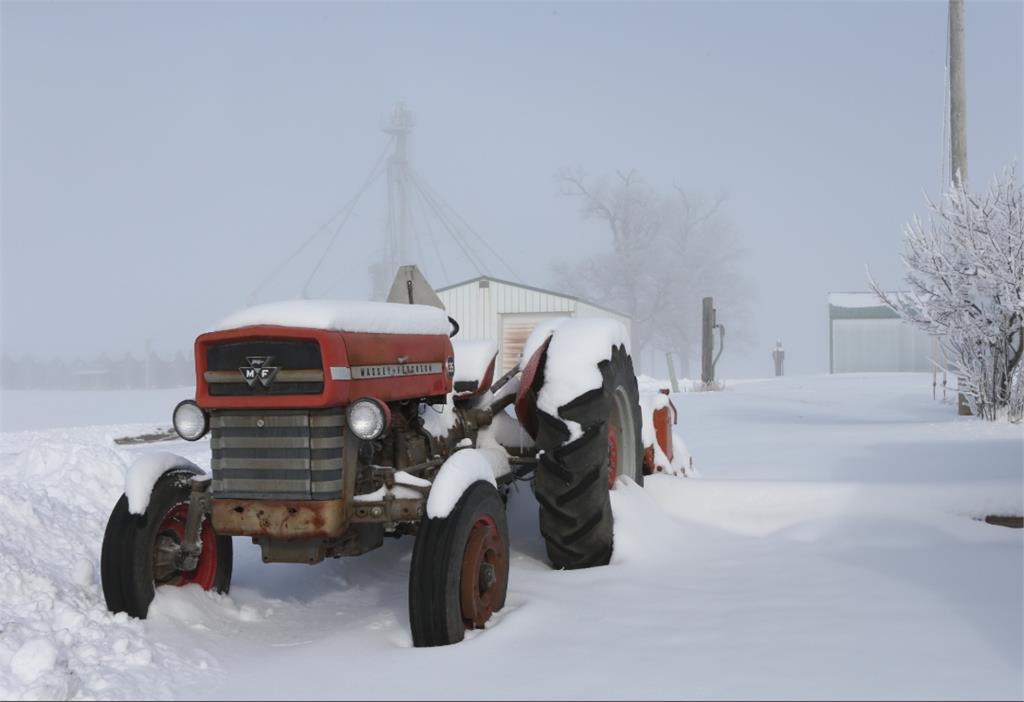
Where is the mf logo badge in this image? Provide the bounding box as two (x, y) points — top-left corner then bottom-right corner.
(239, 356), (279, 387)
(446, 357), (456, 378)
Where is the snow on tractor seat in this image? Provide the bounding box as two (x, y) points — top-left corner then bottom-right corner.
(214, 300), (451, 336)
(522, 318), (631, 441)
(451, 340), (497, 390)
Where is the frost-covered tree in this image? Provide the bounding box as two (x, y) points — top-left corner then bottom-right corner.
(869, 167), (1024, 421)
(553, 168), (746, 374)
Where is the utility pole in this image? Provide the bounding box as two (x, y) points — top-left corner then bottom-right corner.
(701, 297), (715, 386)
(665, 352), (680, 393)
(949, 0), (972, 415)
(144, 338), (152, 390)
(949, 0), (968, 186)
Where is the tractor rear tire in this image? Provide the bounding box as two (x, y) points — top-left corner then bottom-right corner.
(101, 470), (232, 619)
(408, 480), (509, 647)
(533, 343), (643, 570)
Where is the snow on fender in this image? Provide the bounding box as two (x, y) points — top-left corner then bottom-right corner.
(125, 451), (206, 515)
(425, 448), (499, 519)
(518, 317), (631, 443)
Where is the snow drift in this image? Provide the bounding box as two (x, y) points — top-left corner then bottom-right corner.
(1, 373), (1021, 700)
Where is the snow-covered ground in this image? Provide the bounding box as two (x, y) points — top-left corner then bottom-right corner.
(1, 373), (1021, 700)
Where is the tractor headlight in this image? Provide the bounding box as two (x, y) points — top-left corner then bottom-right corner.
(173, 400), (209, 441)
(346, 398), (389, 440)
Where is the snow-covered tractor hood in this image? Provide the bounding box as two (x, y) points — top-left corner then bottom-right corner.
(194, 300), (455, 410)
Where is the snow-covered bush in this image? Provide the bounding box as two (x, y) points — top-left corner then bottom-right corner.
(870, 167), (1024, 422)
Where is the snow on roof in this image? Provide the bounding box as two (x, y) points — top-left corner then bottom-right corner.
(827, 292), (889, 309)
(215, 300), (451, 335)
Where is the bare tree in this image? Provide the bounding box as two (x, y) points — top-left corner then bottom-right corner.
(869, 167), (1024, 421)
(553, 169), (746, 375)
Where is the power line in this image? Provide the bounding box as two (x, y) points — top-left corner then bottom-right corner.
(411, 168), (523, 283)
(405, 184), (430, 282)
(409, 173), (489, 275)
(411, 178), (450, 285)
(301, 155), (390, 298)
(249, 105), (521, 303)
(247, 138), (393, 304)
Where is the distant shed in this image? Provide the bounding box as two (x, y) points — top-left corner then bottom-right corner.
(436, 276), (632, 373)
(828, 292), (936, 373)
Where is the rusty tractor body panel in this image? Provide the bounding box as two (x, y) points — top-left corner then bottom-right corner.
(653, 390), (676, 463)
(212, 498), (348, 539)
(643, 389), (677, 475)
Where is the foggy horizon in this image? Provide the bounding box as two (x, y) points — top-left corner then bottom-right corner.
(3, 1), (1021, 379)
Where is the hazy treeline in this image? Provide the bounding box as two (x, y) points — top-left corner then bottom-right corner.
(1, 351), (195, 390)
(552, 168), (747, 376)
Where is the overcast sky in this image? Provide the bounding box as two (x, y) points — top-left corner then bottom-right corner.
(2, 1), (1021, 378)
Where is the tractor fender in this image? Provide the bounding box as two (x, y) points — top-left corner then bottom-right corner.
(124, 452), (206, 515)
(425, 449), (499, 519)
(514, 335), (552, 439)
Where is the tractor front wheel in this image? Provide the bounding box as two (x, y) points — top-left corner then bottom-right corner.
(101, 470), (232, 619)
(408, 480), (509, 646)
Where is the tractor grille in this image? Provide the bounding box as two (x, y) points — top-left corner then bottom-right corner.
(204, 339), (324, 396)
(210, 409), (344, 500)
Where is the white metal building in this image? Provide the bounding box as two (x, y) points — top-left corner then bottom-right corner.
(828, 292), (938, 373)
(437, 276), (632, 372)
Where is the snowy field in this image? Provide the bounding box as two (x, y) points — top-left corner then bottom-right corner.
(1, 373), (1021, 700)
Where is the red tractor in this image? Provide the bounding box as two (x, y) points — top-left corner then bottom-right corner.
(101, 267), (675, 646)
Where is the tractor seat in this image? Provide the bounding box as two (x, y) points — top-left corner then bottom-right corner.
(451, 340), (498, 400)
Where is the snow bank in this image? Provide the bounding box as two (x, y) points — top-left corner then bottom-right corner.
(646, 475), (1024, 537)
(215, 300), (450, 336)
(425, 449), (499, 519)
(125, 451), (205, 514)
(637, 373), (705, 393)
(530, 318), (630, 441)
(0, 434), (205, 700)
(9, 638), (59, 686)
(1, 374), (1020, 700)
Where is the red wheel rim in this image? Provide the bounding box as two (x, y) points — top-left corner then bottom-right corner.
(459, 515), (507, 630)
(153, 503), (219, 590)
(607, 423), (619, 489)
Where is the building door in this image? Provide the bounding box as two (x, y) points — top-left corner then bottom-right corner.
(499, 312), (570, 373)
